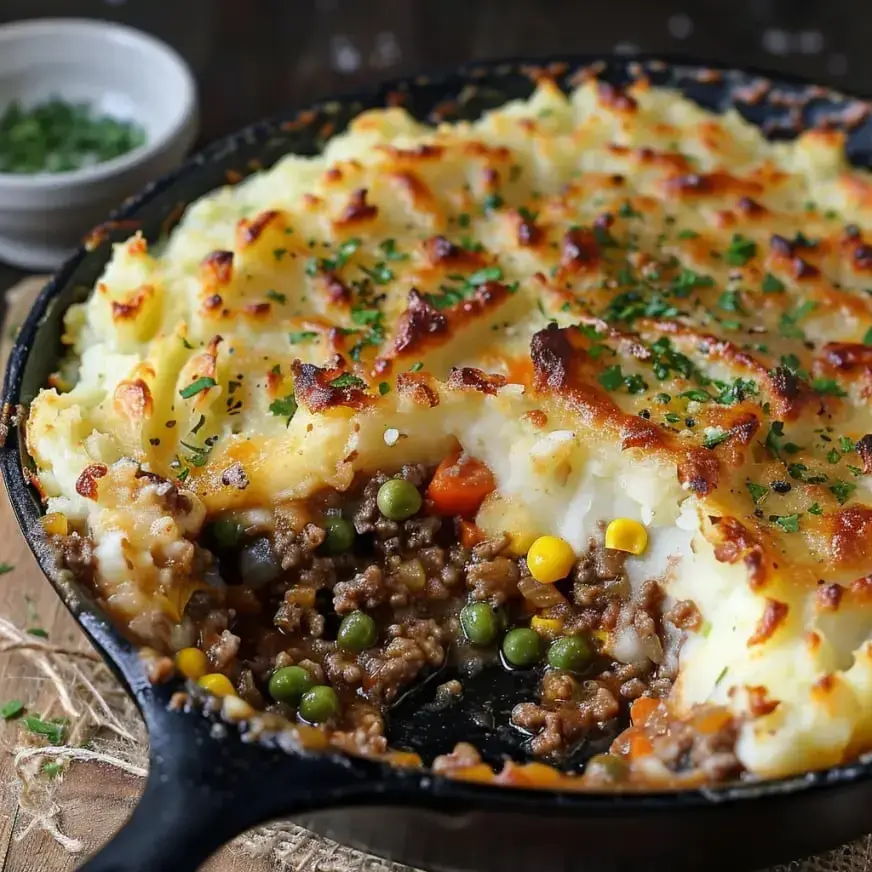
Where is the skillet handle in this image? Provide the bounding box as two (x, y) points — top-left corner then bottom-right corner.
(77, 697), (377, 872)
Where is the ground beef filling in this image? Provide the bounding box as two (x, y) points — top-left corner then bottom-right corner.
(58, 462), (741, 787)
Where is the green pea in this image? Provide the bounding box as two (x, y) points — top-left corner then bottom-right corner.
(460, 602), (499, 646)
(268, 666), (315, 704)
(210, 518), (243, 549)
(502, 627), (542, 668)
(376, 478), (422, 521)
(299, 685), (340, 723)
(585, 753), (628, 781)
(320, 515), (356, 555)
(337, 610), (378, 652)
(547, 635), (592, 673)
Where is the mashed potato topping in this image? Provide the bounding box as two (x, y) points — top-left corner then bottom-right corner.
(26, 75), (872, 780)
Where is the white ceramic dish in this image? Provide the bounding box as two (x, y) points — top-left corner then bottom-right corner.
(0, 18), (198, 270)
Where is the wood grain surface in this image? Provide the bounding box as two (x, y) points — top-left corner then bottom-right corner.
(0, 278), (263, 871)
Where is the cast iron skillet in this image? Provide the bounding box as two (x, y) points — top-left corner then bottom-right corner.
(5, 54), (872, 872)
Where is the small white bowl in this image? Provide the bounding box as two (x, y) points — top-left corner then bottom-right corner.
(0, 18), (199, 270)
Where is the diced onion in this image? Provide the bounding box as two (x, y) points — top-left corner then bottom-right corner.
(396, 559), (426, 591)
(518, 577), (566, 607)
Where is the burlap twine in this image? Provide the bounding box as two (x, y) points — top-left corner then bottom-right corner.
(0, 277), (867, 871)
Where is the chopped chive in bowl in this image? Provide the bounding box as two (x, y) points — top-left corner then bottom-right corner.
(0, 97), (147, 174)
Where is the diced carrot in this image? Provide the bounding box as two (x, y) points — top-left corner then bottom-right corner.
(630, 697), (660, 726)
(694, 708), (732, 735)
(388, 751), (423, 768)
(459, 518), (486, 549)
(426, 451), (496, 518)
(452, 763), (497, 783)
(505, 356), (535, 387)
(501, 761), (563, 787)
(629, 734), (653, 760)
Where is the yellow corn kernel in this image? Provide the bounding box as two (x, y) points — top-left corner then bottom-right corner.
(198, 673), (235, 698)
(526, 535), (575, 584)
(530, 615), (564, 639)
(605, 518), (648, 555)
(284, 586), (317, 608)
(41, 512), (69, 536)
(175, 647), (208, 680)
(507, 530), (539, 558)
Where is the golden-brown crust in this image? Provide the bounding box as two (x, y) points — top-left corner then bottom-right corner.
(747, 598), (789, 646)
(75, 464), (108, 500)
(291, 357), (372, 412)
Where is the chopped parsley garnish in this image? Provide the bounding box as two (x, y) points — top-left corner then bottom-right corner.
(747, 482), (768, 503)
(771, 513), (800, 533)
(457, 213), (471, 228)
(182, 337), (195, 350)
(664, 412), (682, 424)
(273, 248), (287, 261)
(602, 291), (678, 324)
(649, 337), (698, 382)
(24, 715), (66, 744)
(305, 237), (361, 275)
(409, 362), (424, 372)
(518, 206), (539, 223)
(808, 502), (823, 515)
(764, 421), (801, 457)
(179, 440), (214, 468)
(677, 229), (699, 239)
(360, 263), (394, 285)
(1, 700), (24, 719)
(724, 233), (757, 266)
(840, 436), (854, 452)
(482, 193), (504, 213)
(830, 481), (856, 504)
(598, 365), (625, 391)
(0, 564), (13, 575)
(598, 364), (648, 395)
(329, 373), (366, 389)
(379, 239), (409, 261)
(27, 628), (48, 639)
(827, 448), (841, 464)
(714, 377), (758, 405)
(351, 307), (382, 326)
(864, 327), (872, 346)
(190, 414), (206, 435)
(618, 201), (641, 219)
(778, 301), (817, 339)
(762, 273), (785, 293)
(468, 266), (502, 285)
(42, 762), (63, 779)
(289, 330), (319, 344)
(179, 376), (217, 399)
(425, 287), (467, 310)
(812, 378), (847, 398)
(378, 382), (391, 395)
(460, 236), (484, 253)
(702, 427), (730, 449)
(268, 393), (298, 425)
(717, 289), (744, 313)
(0, 98), (146, 174)
(672, 269), (714, 296)
(265, 289), (286, 304)
(624, 374), (648, 394)
(680, 388), (711, 402)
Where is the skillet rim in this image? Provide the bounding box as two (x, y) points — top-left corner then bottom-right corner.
(4, 49), (872, 816)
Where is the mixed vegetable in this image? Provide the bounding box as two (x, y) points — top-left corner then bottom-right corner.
(171, 449), (669, 781)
